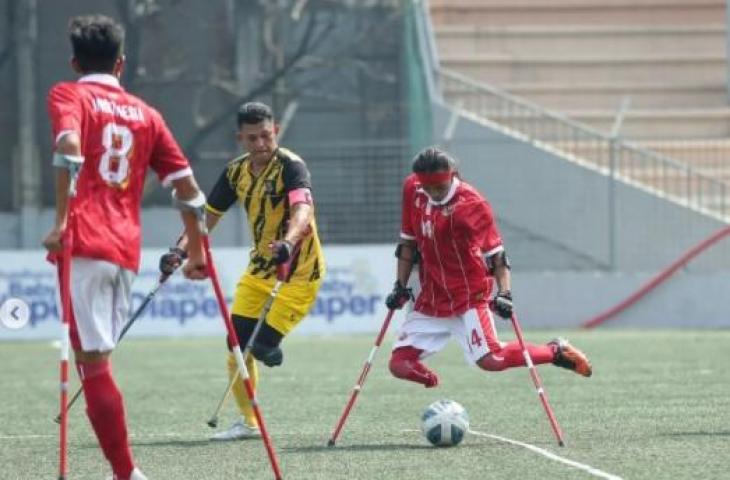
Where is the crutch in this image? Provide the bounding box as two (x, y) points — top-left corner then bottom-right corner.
(203, 231), (284, 480)
(510, 312), (566, 447)
(56, 156), (84, 480)
(327, 309), (395, 447)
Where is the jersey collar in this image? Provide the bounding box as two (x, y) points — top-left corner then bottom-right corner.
(427, 177), (460, 206)
(78, 73), (121, 89)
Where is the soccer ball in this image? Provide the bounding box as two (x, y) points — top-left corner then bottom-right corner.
(420, 399), (469, 447)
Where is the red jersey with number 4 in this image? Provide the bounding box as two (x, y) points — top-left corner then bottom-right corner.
(400, 174), (504, 317)
(47, 74), (192, 272)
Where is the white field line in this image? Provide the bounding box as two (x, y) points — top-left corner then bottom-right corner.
(0, 434), (55, 440)
(402, 428), (623, 480)
(468, 429), (624, 480)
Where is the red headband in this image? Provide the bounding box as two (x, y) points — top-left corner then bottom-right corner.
(417, 170), (453, 186)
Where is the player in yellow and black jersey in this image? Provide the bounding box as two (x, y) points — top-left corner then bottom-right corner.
(161, 102), (325, 440)
(206, 147), (324, 284)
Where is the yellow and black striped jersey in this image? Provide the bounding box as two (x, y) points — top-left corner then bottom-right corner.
(206, 147), (325, 283)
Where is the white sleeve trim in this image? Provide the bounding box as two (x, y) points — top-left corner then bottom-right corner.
(55, 130), (78, 145)
(400, 232), (416, 240)
(483, 245), (504, 257)
(161, 167), (193, 188)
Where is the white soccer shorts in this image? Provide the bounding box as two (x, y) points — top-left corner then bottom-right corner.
(56, 258), (134, 352)
(393, 306), (504, 365)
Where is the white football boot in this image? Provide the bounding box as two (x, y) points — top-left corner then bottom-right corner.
(130, 468), (148, 480)
(210, 417), (262, 441)
(106, 467), (148, 480)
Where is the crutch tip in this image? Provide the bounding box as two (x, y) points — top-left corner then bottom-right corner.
(558, 440), (565, 447)
(207, 419), (218, 428)
(327, 439), (336, 447)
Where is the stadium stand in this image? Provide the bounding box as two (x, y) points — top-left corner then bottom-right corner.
(432, 0), (730, 187)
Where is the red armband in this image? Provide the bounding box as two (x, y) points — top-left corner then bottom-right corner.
(288, 188), (313, 206)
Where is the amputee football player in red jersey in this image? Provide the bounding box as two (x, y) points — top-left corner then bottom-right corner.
(42, 15), (207, 480)
(385, 148), (592, 389)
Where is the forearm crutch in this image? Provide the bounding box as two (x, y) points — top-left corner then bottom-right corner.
(56, 225), (73, 480)
(510, 312), (566, 447)
(327, 309), (395, 447)
(203, 232), (283, 480)
(56, 160), (83, 480)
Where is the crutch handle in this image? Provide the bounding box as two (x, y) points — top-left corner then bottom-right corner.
(276, 263), (289, 281)
(275, 242), (302, 281)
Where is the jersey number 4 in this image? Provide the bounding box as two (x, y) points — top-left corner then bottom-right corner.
(468, 328), (482, 353)
(99, 123), (133, 188)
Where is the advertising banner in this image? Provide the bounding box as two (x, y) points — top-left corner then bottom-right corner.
(0, 245), (397, 340)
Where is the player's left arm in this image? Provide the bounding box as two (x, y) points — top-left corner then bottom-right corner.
(284, 201), (313, 245)
(472, 199), (513, 318)
(490, 253), (511, 293)
(270, 157), (314, 263)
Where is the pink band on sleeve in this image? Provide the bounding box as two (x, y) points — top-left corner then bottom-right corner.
(288, 188), (312, 206)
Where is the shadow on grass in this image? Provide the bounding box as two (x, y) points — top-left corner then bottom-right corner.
(659, 431), (730, 438)
(75, 438), (213, 450)
(131, 438), (212, 448)
(284, 442), (483, 454)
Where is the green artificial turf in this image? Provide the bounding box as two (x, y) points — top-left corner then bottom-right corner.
(1, 329), (729, 479)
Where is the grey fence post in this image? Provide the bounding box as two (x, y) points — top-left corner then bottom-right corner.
(726, 0), (730, 102)
(607, 97), (630, 271)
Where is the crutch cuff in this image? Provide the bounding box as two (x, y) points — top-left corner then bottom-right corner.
(171, 189), (206, 218)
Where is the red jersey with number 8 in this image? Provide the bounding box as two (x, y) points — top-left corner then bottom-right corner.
(48, 74), (191, 272)
(400, 174), (504, 317)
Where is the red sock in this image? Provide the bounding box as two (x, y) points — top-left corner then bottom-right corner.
(77, 360), (134, 480)
(478, 342), (555, 371)
(389, 347), (439, 388)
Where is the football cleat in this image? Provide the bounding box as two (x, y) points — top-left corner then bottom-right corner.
(550, 337), (592, 377)
(209, 418), (262, 441)
(107, 467), (148, 480)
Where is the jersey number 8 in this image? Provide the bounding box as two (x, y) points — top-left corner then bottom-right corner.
(99, 123), (133, 188)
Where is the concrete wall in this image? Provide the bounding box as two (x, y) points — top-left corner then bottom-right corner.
(431, 102), (730, 273)
(514, 271), (730, 328)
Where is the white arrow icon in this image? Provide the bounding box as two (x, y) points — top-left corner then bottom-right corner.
(1, 298), (30, 330)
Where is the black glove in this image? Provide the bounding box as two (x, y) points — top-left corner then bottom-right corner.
(493, 290), (513, 319)
(385, 281), (413, 310)
(159, 247), (186, 275)
(270, 240), (294, 265)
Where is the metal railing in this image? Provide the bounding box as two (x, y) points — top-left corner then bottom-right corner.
(439, 68), (729, 222)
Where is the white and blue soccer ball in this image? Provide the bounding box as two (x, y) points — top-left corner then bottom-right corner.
(421, 399), (469, 447)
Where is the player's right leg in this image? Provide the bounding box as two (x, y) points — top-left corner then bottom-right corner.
(211, 273), (268, 440)
(462, 305), (592, 377)
(389, 310), (452, 388)
(68, 258), (145, 480)
(212, 336), (262, 441)
(212, 273), (321, 441)
(461, 305), (555, 372)
(548, 337), (593, 377)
